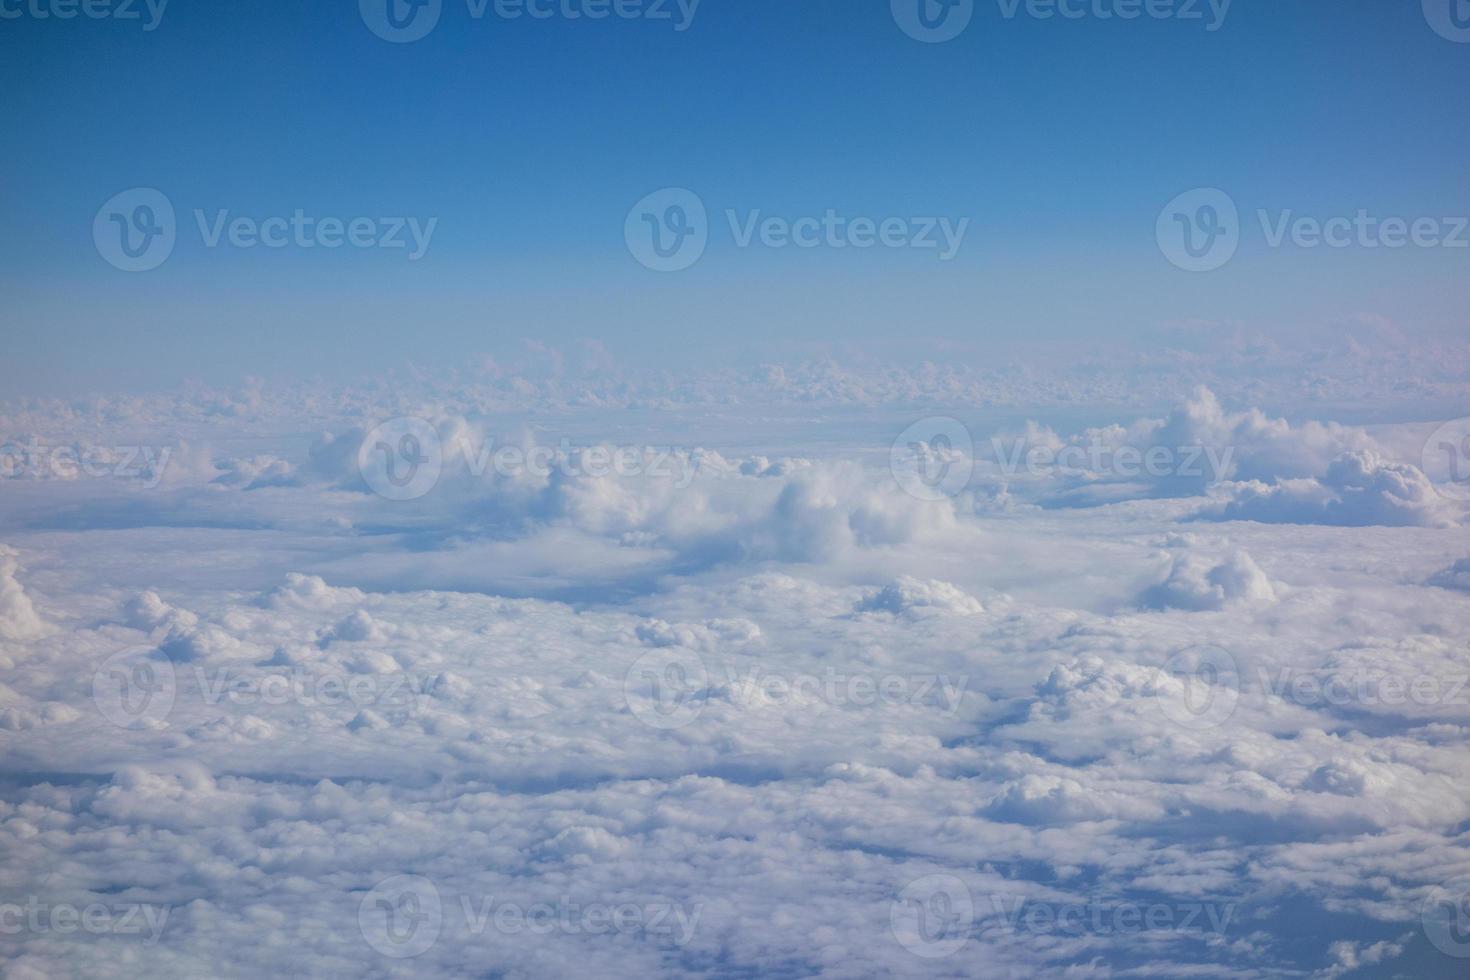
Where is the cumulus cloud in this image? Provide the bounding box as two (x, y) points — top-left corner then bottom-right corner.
(1140, 550), (1278, 610)
(2, 383), (1468, 978)
(1213, 450), (1458, 527)
(0, 545), (48, 641)
(987, 387), (1379, 506)
(855, 577), (983, 616)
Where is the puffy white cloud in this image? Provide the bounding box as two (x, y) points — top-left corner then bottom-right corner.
(1141, 550), (1278, 611)
(1214, 450), (1458, 527)
(0, 545), (48, 641)
(1, 385), (1468, 978)
(856, 577), (983, 617)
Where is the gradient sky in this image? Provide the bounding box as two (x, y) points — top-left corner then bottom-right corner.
(2, 0), (1468, 394)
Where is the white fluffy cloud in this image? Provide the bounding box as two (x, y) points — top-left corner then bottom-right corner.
(0, 545), (48, 642)
(2, 387), (1469, 978)
(1214, 449), (1458, 527)
(1140, 549), (1278, 610)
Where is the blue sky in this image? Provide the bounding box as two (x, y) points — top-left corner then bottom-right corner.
(2, 0), (1468, 393)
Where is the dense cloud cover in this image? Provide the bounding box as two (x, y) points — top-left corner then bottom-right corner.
(2, 379), (1469, 978)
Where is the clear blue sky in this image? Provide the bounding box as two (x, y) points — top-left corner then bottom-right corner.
(2, 0), (1468, 394)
